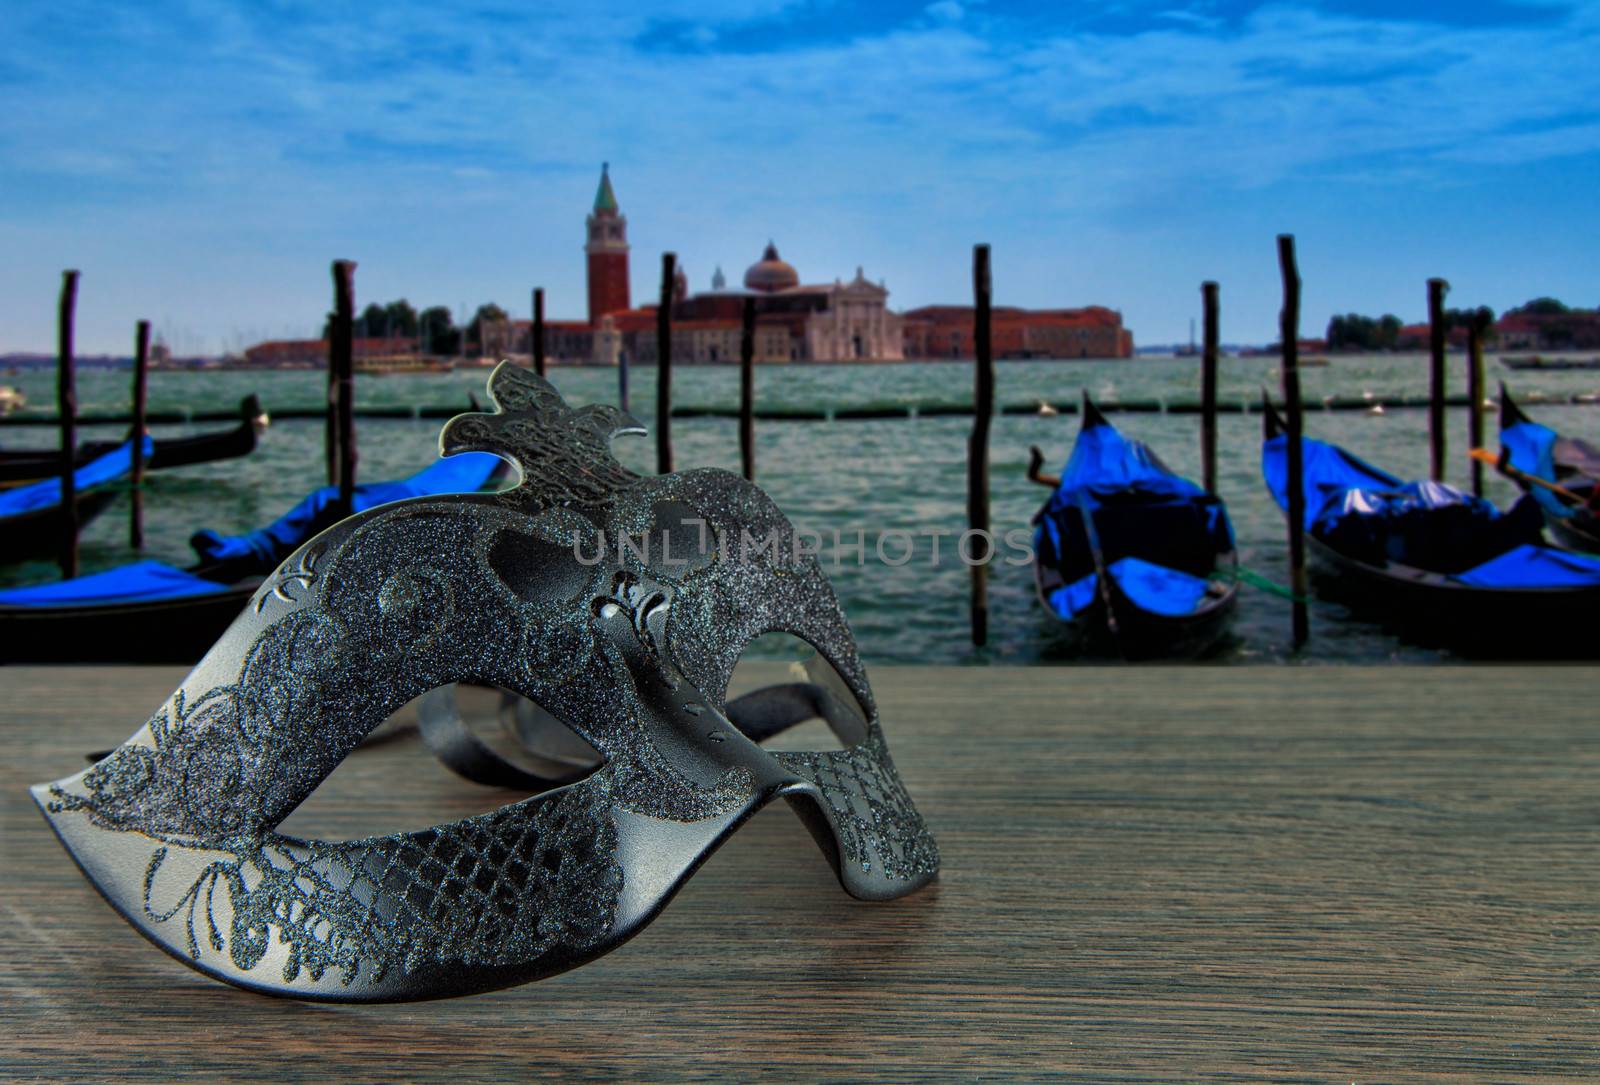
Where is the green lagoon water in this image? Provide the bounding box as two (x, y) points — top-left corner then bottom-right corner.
(3, 355), (1596, 664)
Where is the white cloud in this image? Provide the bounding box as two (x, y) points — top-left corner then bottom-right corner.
(2, 1), (1598, 349)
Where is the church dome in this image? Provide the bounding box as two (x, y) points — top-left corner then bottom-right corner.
(744, 241), (799, 293)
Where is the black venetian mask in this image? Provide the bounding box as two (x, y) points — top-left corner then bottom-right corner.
(33, 364), (938, 1001)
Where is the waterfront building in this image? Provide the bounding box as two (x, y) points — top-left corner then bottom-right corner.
(511, 169), (908, 365)
(240, 164), (1134, 368)
(1493, 309), (1600, 351)
(241, 337), (425, 368)
(901, 305), (1133, 359)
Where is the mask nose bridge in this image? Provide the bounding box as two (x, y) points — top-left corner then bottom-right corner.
(593, 578), (793, 793)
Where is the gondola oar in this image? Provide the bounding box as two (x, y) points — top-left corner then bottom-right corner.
(1470, 447), (1593, 507)
(1074, 497), (1121, 649)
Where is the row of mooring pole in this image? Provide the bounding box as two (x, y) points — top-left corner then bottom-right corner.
(1427, 277), (1449, 483)
(657, 253), (675, 475)
(647, 257), (758, 482)
(328, 260), (358, 520)
(968, 245), (995, 646)
(1467, 307), (1491, 498)
(532, 287), (546, 377)
(1277, 235), (1310, 650)
(51, 273), (158, 577)
(1200, 281), (1220, 496)
(130, 320), (150, 549)
(740, 295), (757, 481)
(56, 271), (79, 579)
(48, 260), (363, 583)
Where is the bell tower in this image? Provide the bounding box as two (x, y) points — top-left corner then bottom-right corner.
(585, 163), (630, 324)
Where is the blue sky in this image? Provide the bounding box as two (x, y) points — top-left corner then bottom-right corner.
(2, 0), (1597, 353)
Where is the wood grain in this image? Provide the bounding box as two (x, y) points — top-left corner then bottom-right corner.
(2, 665), (1596, 1083)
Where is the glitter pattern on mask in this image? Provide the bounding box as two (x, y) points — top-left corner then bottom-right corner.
(37, 362), (937, 1000)
(63, 784), (620, 987)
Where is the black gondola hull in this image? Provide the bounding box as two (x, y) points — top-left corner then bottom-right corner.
(0, 397), (262, 486)
(1303, 534), (1600, 658)
(0, 581), (258, 663)
(0, 488), (120, 564)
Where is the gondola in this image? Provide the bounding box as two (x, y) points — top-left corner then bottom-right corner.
(1027, 394), (1238, 658)
(0, 394), (266, 487)
(1499, 355), (1600, 371)
(1496, 385), (1600, 554)
(0, 438), (149, 564)
(0, 450), (506, 662)
(1261, 398), (1600, 656)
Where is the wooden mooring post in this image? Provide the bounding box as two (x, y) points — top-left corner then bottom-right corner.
(1427, 277), (1450, 483)
(968, 244), (995, 648)
(330, 260), (358, 519)
(130, 320), (150, 549)
(1277, 235), (1309, 650)
(1200, 281), (1220, 495)
(57, 270), (80, 580)
(740, 295), (756, 481)
(656, 252), (675, 475)
(1467, 306), (1491, 498)
(532, 287), (546, 377)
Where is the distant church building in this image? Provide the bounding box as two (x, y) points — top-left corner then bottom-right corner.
(507, 164), (1128, 365)
(657, 241), (904, 362)
(585, 164), (630, 323)
(515, 167), (904, 364)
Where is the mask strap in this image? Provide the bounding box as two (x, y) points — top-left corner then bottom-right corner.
(721, 682), (866, 746)
(414, 679), (865, 791)
(417, 685), (594, 791)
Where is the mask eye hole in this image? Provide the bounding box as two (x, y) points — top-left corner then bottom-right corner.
(276, 684), (603, 842)
(728, 632), (869, 753)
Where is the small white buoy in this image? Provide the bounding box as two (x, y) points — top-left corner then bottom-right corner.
(1368, 403), (1385, 416)
(1037, 400), (1058, 417)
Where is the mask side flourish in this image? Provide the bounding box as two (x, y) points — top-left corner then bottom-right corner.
(32, 361), (938, 1001)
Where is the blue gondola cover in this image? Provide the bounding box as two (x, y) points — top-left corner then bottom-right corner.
(191, 452), (503, 573)
(1453, 543), (1600, 588)
(0, 438), (151, 518)
(2, 452), (505, 610)
(0, 561), (230, 606)
(1500, 418), (1573, 522)
(1048, 557), (1214, 621)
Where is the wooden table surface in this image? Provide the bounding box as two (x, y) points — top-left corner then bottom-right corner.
(2, 664), (1596, 1083)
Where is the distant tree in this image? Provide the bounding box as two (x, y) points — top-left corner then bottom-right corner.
(384, 299), (419, 338)
(1327, 313), (1386, 351)
(325, 299), (423, 340)
(419, 306), (459, 355)
(1514, 297), (1569, 316)
(355, 303), (385, 338)
(1443, 306), (1495, 329)
(1378, 314), (1402, 349)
